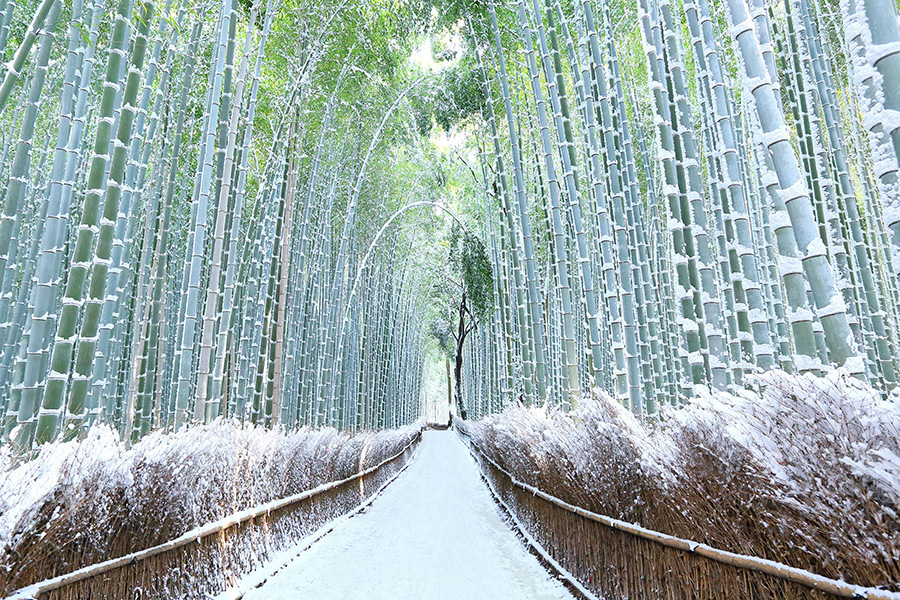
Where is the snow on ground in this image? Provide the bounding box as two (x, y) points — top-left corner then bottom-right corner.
(462, 369), (900, 589)
(0, 421), (420, 596)
(240, 430), (574, 600)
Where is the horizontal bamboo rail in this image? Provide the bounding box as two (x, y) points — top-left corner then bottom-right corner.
(458, 428), (900, 600)
(6, 430), (422, 600)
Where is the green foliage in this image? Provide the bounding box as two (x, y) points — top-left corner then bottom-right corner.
(428, 318), (455, 355)
(433, 51), (486, 130)
(428, 0), (488, 30)
(448, 222), (493, 319)
(409, 78), (438, 137)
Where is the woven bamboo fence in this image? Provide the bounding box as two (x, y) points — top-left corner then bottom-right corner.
(458, 429), (900, 600)
(5, 430), (422, 600)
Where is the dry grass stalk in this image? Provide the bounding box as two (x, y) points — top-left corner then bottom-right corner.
(460, 370), (900, 595)
(22, 440), (417, 600)
(0, 421), (421, 597)
(468, 435), (870, 599)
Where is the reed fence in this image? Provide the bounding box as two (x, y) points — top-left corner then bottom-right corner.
(458, 428), (900, 600)
(5, 430), (422, 600)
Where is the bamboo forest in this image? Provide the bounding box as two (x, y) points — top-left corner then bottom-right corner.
(0, 0), (899, 596)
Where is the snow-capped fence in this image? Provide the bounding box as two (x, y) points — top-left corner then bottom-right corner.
(458, 427), (900, 600)
(5, 429), (422, 600)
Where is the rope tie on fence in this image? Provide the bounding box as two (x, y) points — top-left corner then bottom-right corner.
(458, 428), (900, 600)
(6, 430), (423, 600)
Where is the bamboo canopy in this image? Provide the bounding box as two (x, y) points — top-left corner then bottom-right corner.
(0, 0), (897, 447)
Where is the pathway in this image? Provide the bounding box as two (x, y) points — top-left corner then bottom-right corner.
(242, 430), (575, 600)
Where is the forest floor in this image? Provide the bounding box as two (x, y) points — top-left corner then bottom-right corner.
(230, 430), (574, 600)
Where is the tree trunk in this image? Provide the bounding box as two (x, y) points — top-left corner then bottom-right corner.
(454, 293), (469, 420)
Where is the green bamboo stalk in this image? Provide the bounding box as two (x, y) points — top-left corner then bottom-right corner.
(725, 0), (862, 373)
(31, 0), (141, 447)
(0, 0), (57, 114)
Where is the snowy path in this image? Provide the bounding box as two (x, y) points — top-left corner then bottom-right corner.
(242, 430), (575, 600)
